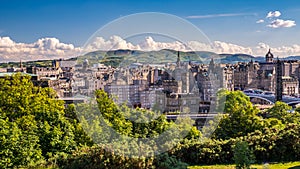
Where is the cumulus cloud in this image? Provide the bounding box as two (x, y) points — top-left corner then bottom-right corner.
(0, 37), (81, 61)
(256, 19), (264, 23)
(85, 36), (252, 54)
(85, 36), (189, 52)
(254, 42), (300, 57)
(213, 41), (253, 54)
(138, 36), (188, 51)
(267, 19), (296, 28)
(261, 10), (296, 28)
(267, 45), (300, 57)
(266, 11), (281, 18)
(85, 36), (140, 52)
(85, 36), (300, 57)
(3, 36), (300, 61)
(85, 36), (257, 56)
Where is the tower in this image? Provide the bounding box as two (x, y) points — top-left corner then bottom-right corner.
(266, 49), (274, 63)
(83, 59), (89, 71)
(275, 59), (283, 101)
(208, 58), (215, 72)
(176, 51), (181, 68)
(19, 59), (23, 69)
(52, 60), (60, 68)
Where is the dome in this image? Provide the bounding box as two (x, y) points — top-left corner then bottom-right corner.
(265, 49), (274, 63)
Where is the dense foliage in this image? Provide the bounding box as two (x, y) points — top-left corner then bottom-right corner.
(0, 74), (90, 168)
(0, 74), (299, 168)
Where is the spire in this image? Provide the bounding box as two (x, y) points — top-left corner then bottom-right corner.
(209, 58), (215, 71)
(188, 55), (191, 65)
(20, 59), (23, 69)
(209, 58), (215, 67)
(176, 51), (181, 67)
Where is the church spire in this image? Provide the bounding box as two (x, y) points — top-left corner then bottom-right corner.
(176, 51), (181, 67)
(208, 58), (215, 72)
(20, 59), (23, 69)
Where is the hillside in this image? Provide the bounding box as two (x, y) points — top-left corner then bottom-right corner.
(1, 49), (298, 68)
(77, 49), (261, 67)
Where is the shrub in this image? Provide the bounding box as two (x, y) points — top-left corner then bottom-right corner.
(233, 141), (255, 169)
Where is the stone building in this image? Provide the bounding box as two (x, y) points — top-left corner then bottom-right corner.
(233, 61), (259, 90)
(282, 76), (299, 95)
(257, 50), (299, 94)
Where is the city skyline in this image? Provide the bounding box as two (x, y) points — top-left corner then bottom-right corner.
(1, 0), (300, 61)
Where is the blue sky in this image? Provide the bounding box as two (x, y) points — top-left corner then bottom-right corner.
(1, 0), (300, 60)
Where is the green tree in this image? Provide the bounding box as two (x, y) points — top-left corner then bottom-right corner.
(0, 115), (42, 168)
(0, 73), (85, 167)
(95, 89), (173, 139)
(95, 90), (132, 136)
(267, 101), (300, 124)
(64, 104), (94, 146)
(213, 90), (263, 139)
(233, 141), (255, 169)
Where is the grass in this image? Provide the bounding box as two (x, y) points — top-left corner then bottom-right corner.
(189, 161), (300, 169)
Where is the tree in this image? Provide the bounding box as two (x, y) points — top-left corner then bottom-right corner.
(267, 101), (300, 124)
(213, 90), (263, 139)
(233, 141), (255, 169)
(95, 90), (132, 136)
(95, 89), (174, 138)
(64, 104), (94, 146)
(0, 73), (85, 167)
(0, 116), (42, 168)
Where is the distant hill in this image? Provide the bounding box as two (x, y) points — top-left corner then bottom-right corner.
(54, 49), (300, 67)
(2, 49), (300, 68)
(219, 54), (265, 63)
(78, 49), (264, 67)
(281, 56), (300, 61)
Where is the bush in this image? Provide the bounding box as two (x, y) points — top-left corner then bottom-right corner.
(153, 153), (188, 169)
(57, 145), (155, 169)
(233, 141), (255, 169)
(170, 139), (235, 165)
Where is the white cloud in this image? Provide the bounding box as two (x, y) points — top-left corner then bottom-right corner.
(0, 37), (81, 61)
(257, 42), (270, 49)
(267, 45), (300, 57)
(138, 36), (187, 51)
(256, 19), (264, 23)
(254, 42), (300, 57)
(86, 36), (253, 54)
(85, 36), (188, 52)
(85, 36), (140, 52)
(267, 19), (296, 28)
(0, 37), (15, 47)
(3, 36), (300, 61)
(260, 10), (296, 29)
(266, 11), (281, 18)
(213, 41), (253, 54)
(85, 36), (300, 57)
